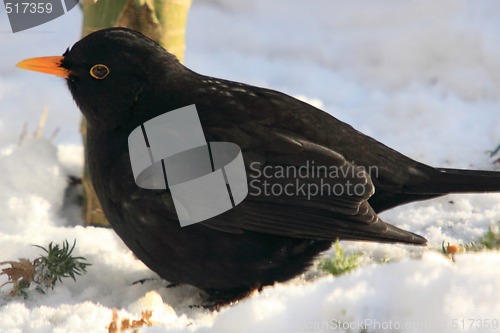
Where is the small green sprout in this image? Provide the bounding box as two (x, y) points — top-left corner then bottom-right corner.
(319, 240), (361, 276)
(1, 240), (90, 297)
(489, 144), (500, 157)
(33, 240), (91, 292)
(478, 223), (500, 250)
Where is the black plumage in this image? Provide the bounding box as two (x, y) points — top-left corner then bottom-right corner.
(18, 28), (500, 304)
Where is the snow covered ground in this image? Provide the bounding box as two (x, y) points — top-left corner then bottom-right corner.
(1, 0), (499, 332)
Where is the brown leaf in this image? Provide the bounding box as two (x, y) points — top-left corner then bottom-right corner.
(107, 309), (154, 333)
(108, 309), (119, 333)
(0, 259), (36, 294)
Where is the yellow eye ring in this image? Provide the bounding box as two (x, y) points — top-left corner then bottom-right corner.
(90, 64), (110, 80)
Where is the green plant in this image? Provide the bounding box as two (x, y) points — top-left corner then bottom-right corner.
(489, 144), (500, 157)
(319, 240), (361, 276)
(478, 223), (500, 250)
(0, 240), (90, 297)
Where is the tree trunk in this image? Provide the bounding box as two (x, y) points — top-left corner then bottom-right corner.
(80, 0), (191, 226)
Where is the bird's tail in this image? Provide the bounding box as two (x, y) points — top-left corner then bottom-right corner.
(409, 167), (500, 194)
(370, 167), (500, 212)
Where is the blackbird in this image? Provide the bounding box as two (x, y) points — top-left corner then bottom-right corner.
(18, 28), (500, 304)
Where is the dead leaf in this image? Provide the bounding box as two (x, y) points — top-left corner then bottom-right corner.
(0, 259), (36, 295)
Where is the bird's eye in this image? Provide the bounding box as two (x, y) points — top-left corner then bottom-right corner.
(90, 64), (110, 80)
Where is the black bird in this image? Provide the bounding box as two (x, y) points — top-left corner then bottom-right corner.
(18, 28), (500, 304)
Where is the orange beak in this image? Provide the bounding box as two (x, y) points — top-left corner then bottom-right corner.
(16, 56), (69, 78)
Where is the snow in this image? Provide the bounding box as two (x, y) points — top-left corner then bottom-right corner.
(1, 0), (499, 332)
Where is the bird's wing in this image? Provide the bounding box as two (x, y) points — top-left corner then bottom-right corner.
(199, 120), (425, 244)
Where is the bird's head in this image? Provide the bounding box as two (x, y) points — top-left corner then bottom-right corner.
(17, 28), (185, 128)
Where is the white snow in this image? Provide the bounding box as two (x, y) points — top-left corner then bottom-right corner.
(1, 0), (500, 332)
